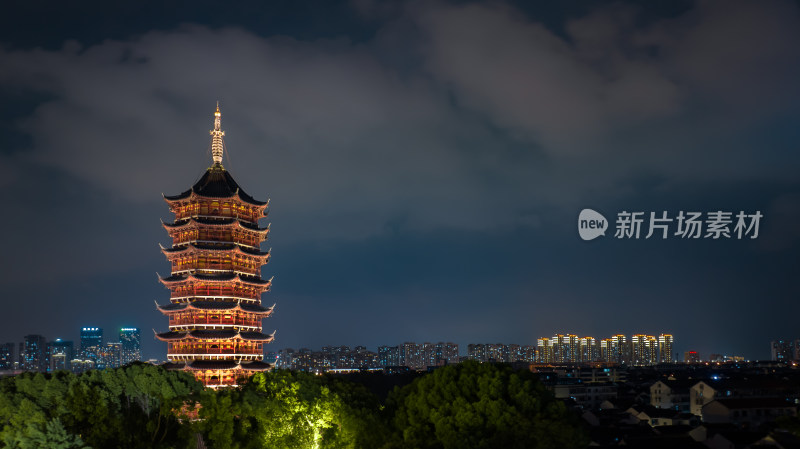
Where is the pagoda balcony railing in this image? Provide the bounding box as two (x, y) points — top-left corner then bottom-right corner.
(172, 238), (261, 250)
(169, 295), (261, 303)
(169, 324), (261, 332)
(171, 289), (260, 299)
(174, 213), (260, 223)
(169, 317), (261, 327)
(171, 267), (261, 277)
(168, 349), (262, 355)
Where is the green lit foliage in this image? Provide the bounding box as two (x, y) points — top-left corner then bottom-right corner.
(0, 364), (203, 449)
(385, 361), (588, 449)
(197, 370), (388, 449)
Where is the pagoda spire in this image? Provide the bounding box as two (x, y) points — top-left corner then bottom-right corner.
(210, 102), (225, 166)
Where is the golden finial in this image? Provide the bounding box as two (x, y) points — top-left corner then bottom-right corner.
(210, 102), (225, 165)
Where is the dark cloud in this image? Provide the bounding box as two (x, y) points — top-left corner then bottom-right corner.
(0, 0), (798, 360)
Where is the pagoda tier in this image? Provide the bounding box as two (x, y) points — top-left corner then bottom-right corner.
(162, 217), (269, 248)
(158, 304), (274, 331)
(161, 243), (270, 276)
(156, 104), (275, 388)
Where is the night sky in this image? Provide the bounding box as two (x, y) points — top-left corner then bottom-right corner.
(1, 0), (798, 361)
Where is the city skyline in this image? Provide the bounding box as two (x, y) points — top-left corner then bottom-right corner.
(4, 327), (776, 366)
(8, 328), (800, 376)
(1, 0), (798, 361)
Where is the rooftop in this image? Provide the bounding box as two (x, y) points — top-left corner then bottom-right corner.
(164, 164), (267, 207)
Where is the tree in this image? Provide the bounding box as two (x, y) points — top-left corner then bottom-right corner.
(385, 361), (588, 449)
(197, 370), (388, 449)
(10, 418), (90, 449)
(0, 364), (202, 449)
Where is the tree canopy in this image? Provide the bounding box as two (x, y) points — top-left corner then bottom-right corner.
(385, 361), (588, 449)
(0, 363), (202, 448)
(0, 363), (587, 449)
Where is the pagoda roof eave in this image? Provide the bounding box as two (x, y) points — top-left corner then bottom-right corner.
(240, 360), (273, 371)
(156, 301), (274, 315)
(161, 362), (187, 370)
(155, 331), (186, 342)
(161, 243), (270, 258)
(163, 190), (192, 202)
(154, 329), (275, 342)
(164, 191), (268, 208)
(183, 360), (273, 371)
(162, 217), (269, 234)
(159, 273), (272, 287)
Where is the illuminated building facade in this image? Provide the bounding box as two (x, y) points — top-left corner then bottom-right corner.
(80, 327), (103, 364)
(378, 346), (399, 366)
(48, 339), (74, 372)
(21, 335), (47, 372)
(770, 339), (799, 362)
(659, 334), (674, 363)
(157, 105), (274, 387)
(0, 343), (14, 370)
(539, 333), (672, 366)
(119, 327), (141, 365)
(579, 337), (598, 362)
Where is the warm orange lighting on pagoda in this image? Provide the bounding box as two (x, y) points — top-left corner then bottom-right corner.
(156, 105), (274, 387)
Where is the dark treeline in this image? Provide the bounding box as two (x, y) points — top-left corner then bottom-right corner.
(0, 361), (589, 449)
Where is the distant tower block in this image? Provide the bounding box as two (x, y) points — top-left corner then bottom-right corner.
(156, 105), (275, 387)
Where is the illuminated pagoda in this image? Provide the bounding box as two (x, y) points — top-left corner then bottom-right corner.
(156, 104), (274, 387)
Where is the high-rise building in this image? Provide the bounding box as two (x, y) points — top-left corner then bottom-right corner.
(399, 342), (424, 369)
(485, 343), (507, 363)
(275, 348), (295, 369)
(438, 342), (459, 365)
(537, 338), (554, 363)
(0, 343), (15, 370)
(352, 346), (378, 368)
(378, 346), (399, 366)
(468, 344), (487, 362)
(322, 346), (352, 369)
(600, 338), (613, 363)
(645, 335), (659, 365)
(47, 339), (74, 372)
(80, 327), (103, 365)
(507, 344), (521, 362)
(544, 334), (580, 363)
(579, 337), (597, 363)
(659, 334), (674, 363)
(99, 342), (122, 369)
(156, 105), (274, 387)
(21, 335), (47, 372)
(770, 340), (799, 362)
(518, 345), (536, 363)
(631, 334), (659, 366)
(119, 328), (141, 365)
(610, 334), (628, 364)
(684, 351), (701, 363)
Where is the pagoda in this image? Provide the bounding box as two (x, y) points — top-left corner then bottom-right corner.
(156, 104), (274, 387)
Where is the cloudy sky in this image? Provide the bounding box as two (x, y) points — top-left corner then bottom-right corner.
(1, 0), (798, 361)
